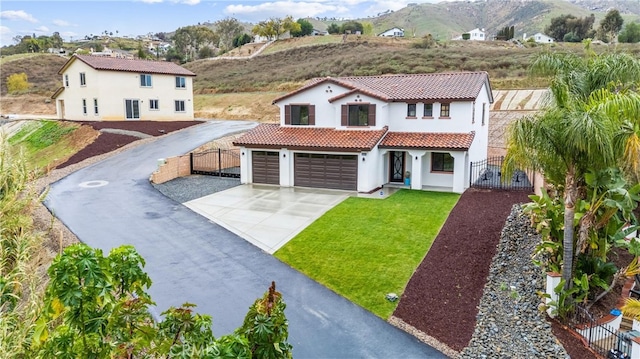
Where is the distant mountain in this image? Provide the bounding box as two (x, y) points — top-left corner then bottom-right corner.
(307, 0), (640, 40)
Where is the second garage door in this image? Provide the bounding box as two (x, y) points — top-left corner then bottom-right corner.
(294, 153), (357, 190)
(252, 151), (280, 185)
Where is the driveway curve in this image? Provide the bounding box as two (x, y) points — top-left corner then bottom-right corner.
(44, 120), (446, 358)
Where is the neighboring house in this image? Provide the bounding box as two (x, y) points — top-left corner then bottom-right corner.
(52, 54), (195, 121)
(453, 28), (486, 41)
(378, 27), (405, 37)
(311, 29), (328, 36)
(529, 32), (554, 43)
(234, 72), (493, 193)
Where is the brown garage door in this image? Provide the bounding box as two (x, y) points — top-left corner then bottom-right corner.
(294, 153), (357, 190)
(252, 151), (280, 185)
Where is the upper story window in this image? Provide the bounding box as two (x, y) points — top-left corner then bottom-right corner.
(175, 76), (186, 88)
(472, 102), (476, 124)
(423, 103), (433, 117)
(175, 100), (185, 112)
(284, 104), (315, 125)
(432, 152), (454, 172)
(80, 72), (86, 86)
(93, 98), (99, 115)
(149, 99), (159, 110)
(140, 74), (152, 87)
(342, 104), (376, 126)
(440, 103), (450, 118)
(64, 74), (69, 87)
(407, 104), (417, 118)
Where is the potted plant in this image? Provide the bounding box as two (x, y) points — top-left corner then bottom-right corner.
(404, 171), (411, 186)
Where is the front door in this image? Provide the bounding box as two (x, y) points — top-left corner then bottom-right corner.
(125, 99), (140, 120)
(389, 151), (405, 183)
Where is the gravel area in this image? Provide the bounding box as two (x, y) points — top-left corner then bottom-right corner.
(152, 175), (240, 203)
(458, 205), (570, 359)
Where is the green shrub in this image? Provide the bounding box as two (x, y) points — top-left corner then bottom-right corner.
(6, 72), (30, 94)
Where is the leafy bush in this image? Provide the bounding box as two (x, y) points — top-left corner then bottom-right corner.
(6, 72), (30, 93)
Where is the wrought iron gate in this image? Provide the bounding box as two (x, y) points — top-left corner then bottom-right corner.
(469, 156), (533, 191)
(190, 148), (240, 178)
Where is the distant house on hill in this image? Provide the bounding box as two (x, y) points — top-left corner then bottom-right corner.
(378, 27), (405, 37)
(52, 54), (195, 121)
(525, 32), (554, 43)
(311, 29), (328, 36)
(453, 28), (486, 41)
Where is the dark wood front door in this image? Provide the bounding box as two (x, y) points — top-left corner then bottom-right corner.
(389, 151), (405, 182)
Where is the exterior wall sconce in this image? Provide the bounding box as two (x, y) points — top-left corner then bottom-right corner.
(283, 153), (286, 158)
(241, 152), (245, 156)
(415, 156), (418, 160)
(362, 157), (365, 162)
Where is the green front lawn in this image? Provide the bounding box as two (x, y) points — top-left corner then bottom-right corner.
(275, 189), (459, 318)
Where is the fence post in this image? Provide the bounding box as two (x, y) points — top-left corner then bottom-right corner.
(190, 153), (194, 175)
(218, 148), (222, 177)
(469, 161), (473, 188)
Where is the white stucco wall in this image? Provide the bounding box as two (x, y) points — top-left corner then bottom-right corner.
(56, 59), (194, 121)
(278, 83), (353, 127)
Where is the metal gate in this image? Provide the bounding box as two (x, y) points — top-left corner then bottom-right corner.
(469, 156), (533, 191)
(190, 148), (240, 178)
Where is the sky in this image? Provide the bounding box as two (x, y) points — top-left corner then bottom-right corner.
(0, 0), (445, 46)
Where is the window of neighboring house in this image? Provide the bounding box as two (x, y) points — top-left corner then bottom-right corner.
(175, 76), (186, 88)
(432, 152), (454, 172)
(82, 99), (87, 115)
(175, 100), (185, 112)
(482, 103), (486, 126)
(80, 72), (86, 86)
(423, 103), (433, 117)
(149, 99), (159, 110)
(407, 104), (417, 117)
(290, 105), (309, 125)
(64, 74), (69, 87)
(440, 103), (450, 118)
(348, 104), (369, 126)
(93, 98), (98, 115)
(140, 74), (152, 87)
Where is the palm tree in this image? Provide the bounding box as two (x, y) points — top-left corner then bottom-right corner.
(504, 48), (640, 290)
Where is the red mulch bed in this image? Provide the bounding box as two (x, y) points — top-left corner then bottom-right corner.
(56, 121), (202, 169)
(393, 188), (601, 357)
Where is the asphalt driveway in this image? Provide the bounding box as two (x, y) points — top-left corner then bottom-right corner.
(44, 120), (446, 358)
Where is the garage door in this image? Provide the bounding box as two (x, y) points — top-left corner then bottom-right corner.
(294, 153), (357, 190)
(252, 151), (280, 185)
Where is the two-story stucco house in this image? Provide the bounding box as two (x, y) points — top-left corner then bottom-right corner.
(52, 54), (196, 121)
(233, 72), (493, 193)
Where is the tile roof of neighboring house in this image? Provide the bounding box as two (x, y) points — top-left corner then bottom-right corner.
(273, 72), (492, 104)
(233, 124), (388, 151)
(58, 54), (196, 76)
(379, 131), (475, 150)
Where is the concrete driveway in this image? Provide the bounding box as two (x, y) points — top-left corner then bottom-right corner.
(44, 120), (446, 358)
(185, 185), (350, 253)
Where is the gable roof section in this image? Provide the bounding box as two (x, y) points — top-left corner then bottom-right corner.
(273, 72), (493, 104)
(58, 54), (196, 76)
(379, 131), (475, 150)
(233, 124), (388, 152)
(51, 86), (64, 99)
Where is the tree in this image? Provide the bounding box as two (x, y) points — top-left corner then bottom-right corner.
(341, 21), (363, 34)
(496, 26), (515, 40)
(546, 14), (595, 42)
(6, 72), (30, 93)
(504, 49), (640, 290)
(619, 22), (640, 43)
(232, 33), (252, 48)
(252, 16), (300, 40)
(327, 23), (340, 34)
(361, 21), (374, 36)
(172, 25), (218, 62)
(215, 17), (244, 51)
(291, 18), (313, 37)
(598, 8), (624, 42)
(51, 32), (63, 48)
(137, 44), (147, 59)
(198, 45), (215, 59)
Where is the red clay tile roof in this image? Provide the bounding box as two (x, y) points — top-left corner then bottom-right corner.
(58, 54), (196, 76)
(233, 124), (388, 151)
(379, 131), (475, 150)
(273, 72), (492, 104)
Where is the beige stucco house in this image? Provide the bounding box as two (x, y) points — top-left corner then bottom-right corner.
(52, 54), (196, 121)
(234, 72), (493, 193)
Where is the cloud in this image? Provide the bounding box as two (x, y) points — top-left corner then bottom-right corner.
(0, 25), (14, 46)
(53, 19), (73, 27)
(0, 10), (38, 23)
(35, 25), (50, 34)
(138, 0), (163, 3)
(225, 1), (348, 21)
(137, 0), (200, 3)
(363, 0), (409, 16)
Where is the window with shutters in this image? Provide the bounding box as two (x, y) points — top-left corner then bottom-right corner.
(290, 105), (309, 125)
